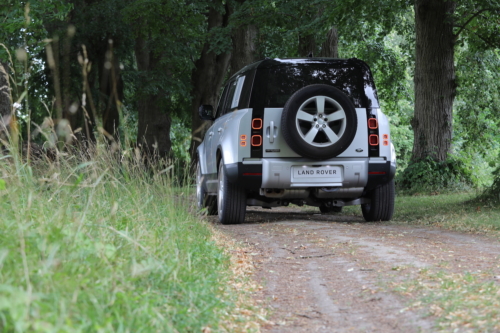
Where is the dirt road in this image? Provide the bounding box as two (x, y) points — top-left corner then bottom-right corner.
(210, 206), (500, 332)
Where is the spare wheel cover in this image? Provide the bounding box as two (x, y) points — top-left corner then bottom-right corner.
(281, 84), (358, 159)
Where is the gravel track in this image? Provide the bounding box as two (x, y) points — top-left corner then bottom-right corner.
(211, 206), (500, 332)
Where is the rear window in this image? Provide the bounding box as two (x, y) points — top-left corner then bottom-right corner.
(250, 62), (379, 109)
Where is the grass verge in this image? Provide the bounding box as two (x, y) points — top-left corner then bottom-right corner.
(0, 148), (253, 332)
(394, 270), (500, 332)
(342, 192), (500, 233)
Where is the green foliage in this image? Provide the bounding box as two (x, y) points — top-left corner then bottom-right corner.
(122, 0), (208, 97)
(207, 26), (233, 55)
(477, 162), (500, 203)
(170, 116), (191, 164)
(0, 0), (73, 134)
(339, 28), (413, 115)
(450, 48), (500, 191)
(169, 116), (193, 185)
(0, 1), (72, 52)
(1, 0), (499, 196)
(388, 110), (413, 173)
(397, 156), (476, 194)
(259, 25), (299, 57)
(334, 14), (416, 173)
(454, 48), (500, 158)
(0, 147), (236, 332)
(453, 3), (500, 51)
(234, 0), (342, 57)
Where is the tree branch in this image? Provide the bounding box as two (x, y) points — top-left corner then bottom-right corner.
(475, 32), (500, 49)
(453, 8), (495, 40)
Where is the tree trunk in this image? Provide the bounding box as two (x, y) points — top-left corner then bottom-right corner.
(298, 34), (316, 57)
(135, 36), (171, 158)
(228, 24), (258, 77)
(412, 0), (456, 162)
(319, 27), (339, 58)
(98, 39), (123, 140)
(44, 23), (96, 143)
(189, 0), (231, 159)
(228, 0), (258, 78)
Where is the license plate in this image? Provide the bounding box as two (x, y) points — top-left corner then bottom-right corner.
(291, 165), (342, 182)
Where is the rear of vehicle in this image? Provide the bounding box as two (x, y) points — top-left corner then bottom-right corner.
(197, 58), (396, 224)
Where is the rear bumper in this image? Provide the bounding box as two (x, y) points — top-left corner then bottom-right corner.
(225, 157), (384, 189)
(260, 158), (369, 188)
(224, 156), (395, 191)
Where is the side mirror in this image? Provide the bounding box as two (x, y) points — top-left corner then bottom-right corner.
(198, 105), (214, 120)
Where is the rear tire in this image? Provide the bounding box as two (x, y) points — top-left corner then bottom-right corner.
(218, 161), (246, 224)
(361, 179), (395, 222)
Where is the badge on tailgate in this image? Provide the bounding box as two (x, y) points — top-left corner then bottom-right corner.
(291, 165), (343, 182)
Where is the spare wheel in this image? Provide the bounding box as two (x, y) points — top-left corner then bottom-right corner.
(281, 84), (357, 159)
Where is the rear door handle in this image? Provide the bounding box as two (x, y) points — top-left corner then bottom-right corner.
(218, 127), (223, 133)
(269, 121), (274, 143)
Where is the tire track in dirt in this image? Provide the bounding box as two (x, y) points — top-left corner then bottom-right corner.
(211, 207), (500, 332)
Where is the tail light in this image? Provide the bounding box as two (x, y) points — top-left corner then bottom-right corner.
(240, 135), (247, 147)
(251, 135), (262, 146)
(367, 114), (379, 157)
(252, 118), (262, 130)
(382, 134), (389, 146)
(250, 118), (263, 157)
(368, 118), (378, 129)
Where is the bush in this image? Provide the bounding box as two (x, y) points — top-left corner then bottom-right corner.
(477, 166), (500, 203)
(397, 156), (476, 194)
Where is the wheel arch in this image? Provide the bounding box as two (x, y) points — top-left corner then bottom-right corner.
(196, 142), (209, 176)
(216, 148), (223, 174)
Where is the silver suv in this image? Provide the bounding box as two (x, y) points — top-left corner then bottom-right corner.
(196, 58), (396, 224)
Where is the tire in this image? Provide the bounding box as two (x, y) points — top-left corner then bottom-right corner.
(319, 205), (343, 214)
(196, 161), (217, 215)
(281, 84), (358, 159)
(217, 161), (246, 224)
(361, 179), (395, 222)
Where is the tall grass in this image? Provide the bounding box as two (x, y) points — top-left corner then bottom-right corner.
(0, 145), (235, 332)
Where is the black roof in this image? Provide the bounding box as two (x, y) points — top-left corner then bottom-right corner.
(232, 57), (372, 79)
